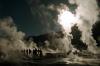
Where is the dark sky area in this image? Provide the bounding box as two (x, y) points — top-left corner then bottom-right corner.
(0, 0), (77, 36)
(0, 0), (35, 35)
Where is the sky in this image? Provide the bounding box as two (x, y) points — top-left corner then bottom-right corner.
(0, 0), (78, 36)
(0, 0), (61, 35)
(0, 0), (100, 39)
(0, 0), (35, 35)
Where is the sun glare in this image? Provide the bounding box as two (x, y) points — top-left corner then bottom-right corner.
(58, 9), (79, 31)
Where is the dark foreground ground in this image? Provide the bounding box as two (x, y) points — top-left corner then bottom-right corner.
(0, 62), (100, 66)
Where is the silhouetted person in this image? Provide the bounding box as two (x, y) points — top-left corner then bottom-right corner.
(33, 48), (37, 56)
(26, 49), (28, 56)
(37, 49), (42, 57)
(39, 49), (42, 57)
(29, 49), (31, 55)
(37, 49), (39, 56)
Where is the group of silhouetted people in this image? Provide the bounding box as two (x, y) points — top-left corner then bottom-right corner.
(21, 48), (43, 58)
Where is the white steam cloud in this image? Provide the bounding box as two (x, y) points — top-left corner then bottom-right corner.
(74, 0), (100, 54)
(0, 17), (38, 62)
(57, 0), (100, 54)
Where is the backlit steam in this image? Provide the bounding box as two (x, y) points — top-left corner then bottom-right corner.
(58, 7), (79, 33)
(0, 17), (38, 62)
(57, 0), (100, 54)
(75, 0), (100, 54)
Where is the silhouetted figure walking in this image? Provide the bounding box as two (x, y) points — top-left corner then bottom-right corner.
(29, 49), (31, 55)
(39, 49), (43, 57)
(33, 48), (37, 56)
(26, 49), (29, 56)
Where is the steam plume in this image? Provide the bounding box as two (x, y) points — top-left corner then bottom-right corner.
(75, 0), (100, 54)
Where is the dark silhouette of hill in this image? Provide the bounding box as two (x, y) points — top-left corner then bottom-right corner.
(24, 31), (65, 47)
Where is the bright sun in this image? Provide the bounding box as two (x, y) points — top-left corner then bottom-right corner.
(58, 8), (79, 31)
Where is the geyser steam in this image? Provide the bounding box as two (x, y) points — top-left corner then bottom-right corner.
(58, 6), (79, 33)
(0, 17), (37, 62)
(57, 0), (100, 54)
